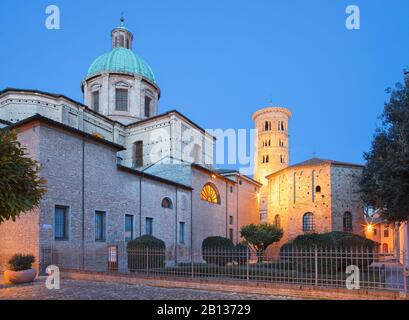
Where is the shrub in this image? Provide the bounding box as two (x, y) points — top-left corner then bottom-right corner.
(280, 232), (378, 273)
(235, 243), (250, 265)
(126, 235), (166, 271)
(8, 254), (35, 271)
(202, 236), (235, 266)
(240, 224), (284, 262)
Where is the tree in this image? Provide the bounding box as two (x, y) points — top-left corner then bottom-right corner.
(0, 129), (46, 224)
(240, 223), (283, 262)
(360, 72), (409, 222)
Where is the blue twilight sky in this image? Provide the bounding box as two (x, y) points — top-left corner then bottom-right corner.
(1, 0), (408, 171)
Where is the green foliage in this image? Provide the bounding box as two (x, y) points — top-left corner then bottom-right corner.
(126, 235), (166, 271)
(280, 232), (377, 273)
(235, 242), (250, 265)
(240, 224), (283, 262)
(8, 254), (35, 271)
(281, 231), (377, 251)
(359, 72), (409, 221)
(0, 129), (47, 224)
(202, 236), (235, 266)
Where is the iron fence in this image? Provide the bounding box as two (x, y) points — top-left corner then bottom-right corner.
(41, 244), (409, 293)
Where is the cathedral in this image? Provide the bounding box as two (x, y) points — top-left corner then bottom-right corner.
(0, 20), (364, 271)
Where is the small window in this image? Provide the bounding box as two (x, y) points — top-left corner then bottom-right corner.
(278, 121), (285, 131)
(384, 226), (389, 238)
(125, 215), (134, 242)
(134, 141), (143, 167)
(274, 215), (281, 228)
(343, 212), (353, 232)
(230, 186), (234, 193)
(115, 89), (128, 111)
(145, 218), (153, 236)
(280, 155), (286, 164)
(229, 216), (234, 225)
(144, 96), (152, 117)
(303, 213), (315, 232)
(95, 211), (106, 242)
(229, 228), (234, 241)
(92, 91), (100, 112)
(315, 185), (321, 193)
(373, 228), (377, 236)
(162, 197), (173, 209)
(179, 222), (185, 244)
(55, 206), (68, 241)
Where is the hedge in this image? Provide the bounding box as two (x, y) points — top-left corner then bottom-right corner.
(126, 235), (166, 271)
(280, 232), (378, 273)
(202, 236), (235, 266)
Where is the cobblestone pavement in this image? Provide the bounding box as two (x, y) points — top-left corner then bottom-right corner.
(0, 277), (302, 300)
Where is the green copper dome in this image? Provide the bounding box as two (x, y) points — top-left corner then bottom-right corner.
(86, 47), (156, 83)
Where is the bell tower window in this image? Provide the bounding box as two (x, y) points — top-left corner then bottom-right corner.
(115, 89), (128, 111)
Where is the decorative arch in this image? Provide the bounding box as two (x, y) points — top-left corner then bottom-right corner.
(161, 197), (173, 209)
(303, 212), (315, 232)
(343, 211), (353, 232)
(200, 183), (221, 205)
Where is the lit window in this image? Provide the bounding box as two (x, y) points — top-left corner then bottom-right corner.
(55, 206), (68, 241)
(343, 212), (353, 232)
(145, 217), (153, 235)
(161, 197), (173, 209)
(95, 211), (106, 242)
(115, 89), (128, 111)
(303, 212), (315, 232)
(125, 215), (134, 242)
(200, 183), (220, 204)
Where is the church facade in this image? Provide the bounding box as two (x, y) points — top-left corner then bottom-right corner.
(0, 21), (261, 271)
(0, 20), (366, 272)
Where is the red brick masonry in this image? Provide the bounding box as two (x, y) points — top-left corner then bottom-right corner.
(61, 269), (408, 300)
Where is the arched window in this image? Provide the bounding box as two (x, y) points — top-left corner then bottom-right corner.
(200, 183), (220, 205)
(161, 197), (173, 209)
(303, 213), (315, 232)
(274, 215), (281, 228)
(315, 185), (321, 193)
(343, 212), (353, 232)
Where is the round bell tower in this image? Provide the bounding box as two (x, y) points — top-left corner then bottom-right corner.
(253, 107), (291, 222)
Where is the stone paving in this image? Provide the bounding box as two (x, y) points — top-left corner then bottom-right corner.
(0, 277), (302, 300)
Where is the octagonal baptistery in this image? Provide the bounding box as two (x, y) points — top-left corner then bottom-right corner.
(82, 19), (160, 124)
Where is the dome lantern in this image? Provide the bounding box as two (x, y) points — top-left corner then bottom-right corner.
(111, 15), (133, 50)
